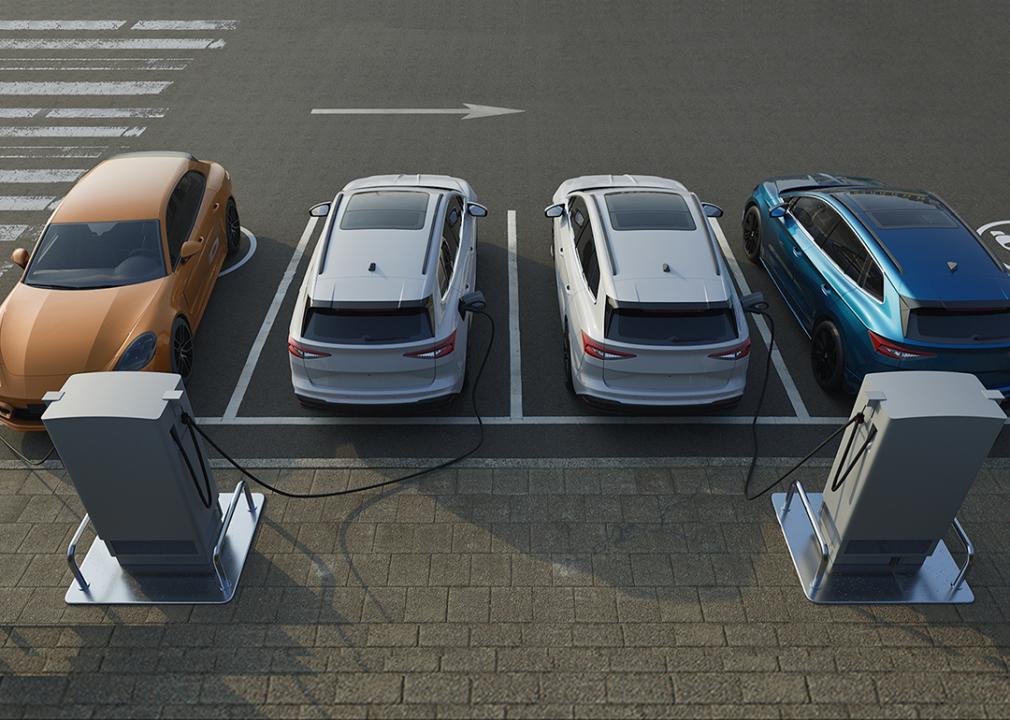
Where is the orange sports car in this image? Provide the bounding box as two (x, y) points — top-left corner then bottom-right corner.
(0, 151), (241, 430)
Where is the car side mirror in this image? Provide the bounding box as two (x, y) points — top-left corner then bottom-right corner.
(10, 248), (28, 269)
(702, 202), (724, 218)
(769, 204), (787, 219)
(458, 290), (487, 319)
(742, 291), (769, 313)
(179, 239), (202, 263)
(466, 203), (488, 218)
(308, 202), (330, 217)
(544, 204), (565, 219)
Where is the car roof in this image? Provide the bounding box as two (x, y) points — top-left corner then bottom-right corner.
(51, 154), (191, 224)
(310, 186), (444, 307)
(583, 188), (731, 305)
(823, 188), (1010, 300)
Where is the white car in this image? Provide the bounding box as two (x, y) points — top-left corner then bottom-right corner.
(545, 175), (759, 408)
(289, 174), (486, 406)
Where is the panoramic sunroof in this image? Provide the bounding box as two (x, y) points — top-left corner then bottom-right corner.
(340, 191), (429, 230)
(605, 192), (696, 231)
(845, 191), (958, 230)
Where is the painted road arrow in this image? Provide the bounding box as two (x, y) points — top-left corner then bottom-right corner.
(310, 103), (523, 121)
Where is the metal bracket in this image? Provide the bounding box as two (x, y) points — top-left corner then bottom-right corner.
(780, 480), (829, 593)
(67, 513), (91, 592)
(211, 481), (257, 594)
(950, 517), (974, 590)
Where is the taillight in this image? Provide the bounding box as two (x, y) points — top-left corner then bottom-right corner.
(405, 331), (456, 359)
(582, 331), (635, 360)
(868, 331), (935, 360)
(288, 337), (330, 360)
(709, 337), (751, 360)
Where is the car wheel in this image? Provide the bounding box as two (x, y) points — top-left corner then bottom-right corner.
(811, 320), (845, 392)
(742, 205), (762, 263)
(171, 317), (194, 381)
(225, 198), (241, 256)
(562, 321), (574, 392)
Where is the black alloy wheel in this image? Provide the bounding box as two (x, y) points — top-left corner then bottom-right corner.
(226, 198), (241, 256)
(743, 206), (762, 263)
(811, 320), (845, 392)
(171, 317), (194, 380)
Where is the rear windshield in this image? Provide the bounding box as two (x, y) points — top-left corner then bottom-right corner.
(845, 191), (958, 230)
(339, 191), (429, 230)
(908, 308), (1010, 344)
(303, 307), (433, 344)
(605, 307), (737, 346)
(24, 220), (165, 290)
(604, 192), (696, 231)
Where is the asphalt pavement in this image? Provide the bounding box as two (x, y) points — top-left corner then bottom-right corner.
(2, 1), (1010, 460)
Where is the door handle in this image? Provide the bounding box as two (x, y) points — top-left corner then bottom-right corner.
(565, 284), (571, 293)
(821, 284), (833, 296)
(198, 235), (205, 243)
(792, 246), (803, 258)
(212, 202), (220, 211)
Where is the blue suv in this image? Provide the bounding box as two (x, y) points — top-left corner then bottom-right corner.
(743, 173), (1010, 394)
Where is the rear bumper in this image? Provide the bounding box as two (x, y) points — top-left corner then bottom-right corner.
(290, 362), (463, 406)
(572, 360), (748, 408)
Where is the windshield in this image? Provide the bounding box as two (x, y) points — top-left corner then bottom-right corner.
(24, 220), (166, 290)
(606, 307), (738, 345)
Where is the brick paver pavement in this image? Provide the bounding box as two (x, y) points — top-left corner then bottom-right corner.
(1, 460), (1008, 718)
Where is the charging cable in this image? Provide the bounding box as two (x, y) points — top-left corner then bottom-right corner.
(180, 309), (496, 499)
(170, 422), (214, 508)
(0, 433), (55, 467)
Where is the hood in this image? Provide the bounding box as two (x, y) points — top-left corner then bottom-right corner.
(0, 279), (165, 378)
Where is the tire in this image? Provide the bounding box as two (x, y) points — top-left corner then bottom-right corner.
(562, 320), (574, 393)
(811, 320), (845, 392)
(170, 316), (195, 381)
(225, 197), (241, 256)
(742, 205), (763, 264)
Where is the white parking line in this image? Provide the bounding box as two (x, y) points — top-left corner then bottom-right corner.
(219, 227), (257, 277)
(194, 414), (848, 427)
(710, 218), (811, 420)
(223, 217), (320, 418)
(0, 146), (106, 158)
(132, 20), (238, 31)
(0, 58), (190, 72)
(0, 108), (40, 118)
(0, 225), (27, 242)
(0, 20), (126, 30)
(46, 108), (167, 119)
(0, 196), (56, 211)
(0, 81), (171, 95)
(0, 169), (84, 183)
(507, 210), (523, 418)
(0, 39), (226, 50)
(0, 127), (145, 138)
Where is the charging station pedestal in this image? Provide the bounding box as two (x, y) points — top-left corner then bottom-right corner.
(42, 372), (264, 605)
(772, 371), (1005, 604)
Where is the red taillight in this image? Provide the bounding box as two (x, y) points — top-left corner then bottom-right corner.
(868, 331), (935, 360)
(405, 331), (456, 359)
(581, 331), (635, 360)
(709, 337), (751, 360)
(288, 337), (330, 360)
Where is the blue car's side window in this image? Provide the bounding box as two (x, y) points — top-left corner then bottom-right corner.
(791, 197), (838, 248)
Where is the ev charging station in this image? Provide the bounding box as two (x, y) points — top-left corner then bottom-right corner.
(773, 371), (1006, 604)
(42, 372), (264, 605)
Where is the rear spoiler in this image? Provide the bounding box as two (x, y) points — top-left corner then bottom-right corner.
(308, 298), (430, 311)
(606, 297), (732, 312)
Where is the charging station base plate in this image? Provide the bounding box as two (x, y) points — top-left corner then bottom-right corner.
(65, 492), (264, 605)
(772, 492), (973, 604)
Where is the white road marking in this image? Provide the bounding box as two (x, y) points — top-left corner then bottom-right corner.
(0, 126), (145, 138)
(311, 103), (524, 121)
(710, 217), (811, 419)
(0, 81), (171, 95)
(0, 108), (40, 118)
(46, 107), (167, 118)
(0, 58), (190, 71)
(0, 145), (106, 158)
(0, 169), (84, 183)
(219, 227), (257, 277)
(0, 39), (225, 50)
(0, 225), (27, 242)
(132, 20), (238, 31)
(0, 20), (126, 30)
(193, 414), (848, 427)
(0, 196), (56, 211)
(223, 217), (320, 418)
(507, 210), (523, 418)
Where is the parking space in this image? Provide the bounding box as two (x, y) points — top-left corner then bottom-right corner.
(1, 0), (1009, 461)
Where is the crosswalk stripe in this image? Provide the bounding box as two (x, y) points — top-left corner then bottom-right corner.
(0, 127), (145, 137)
(132, 20), (238, 31)
(0, 59), (190, 71)
(0, 109), (40, 118)
(0, 196), (57, 211)
(0, 38), (226, 50)
(0, 146), (106, 159)
(0, 225), (28, 242)
(46, 108), (167, 118)
(0, 81), (171, 95)
(0, 169), (85, 183)
(0, 20), (126, 30)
